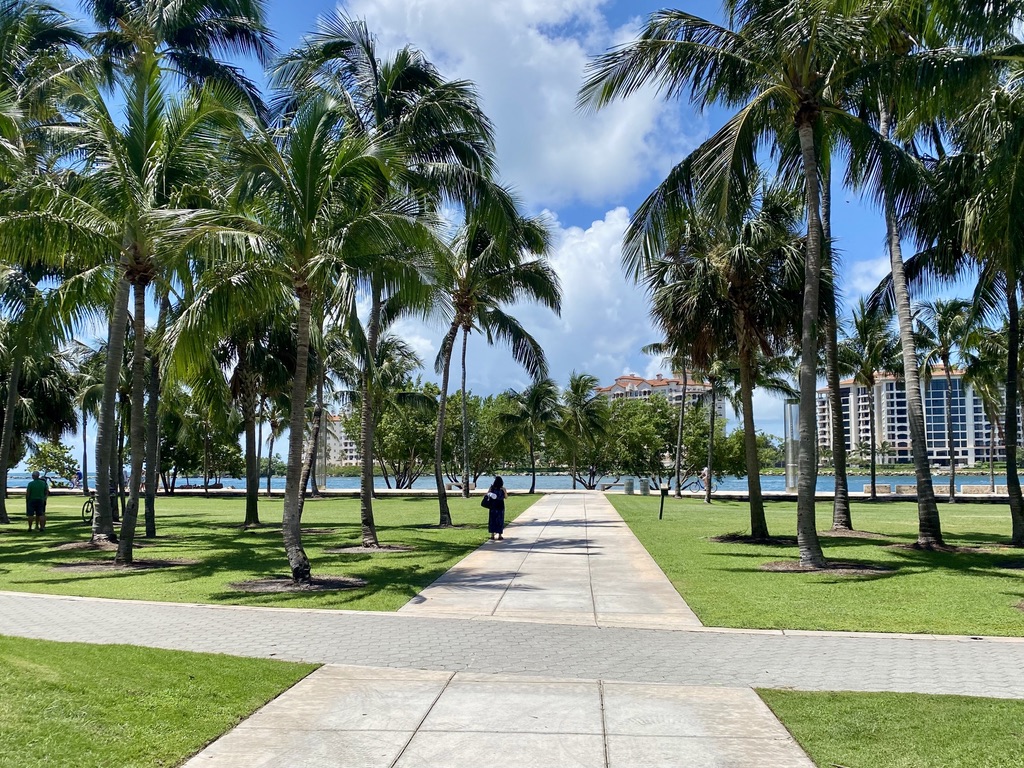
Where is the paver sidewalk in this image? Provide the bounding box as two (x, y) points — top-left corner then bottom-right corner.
(400, 492), (702, 629)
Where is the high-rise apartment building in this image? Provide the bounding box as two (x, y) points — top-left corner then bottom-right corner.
(815, 369), (1007, 467)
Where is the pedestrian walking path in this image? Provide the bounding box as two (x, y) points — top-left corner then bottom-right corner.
(399, 492), (702, 629)
(4, 492), (1024, 766)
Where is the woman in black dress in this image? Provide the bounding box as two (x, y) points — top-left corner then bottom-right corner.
(486, 476), (507, 541)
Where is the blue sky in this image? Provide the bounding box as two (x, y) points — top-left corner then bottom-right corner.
(60, 0), (943, 452)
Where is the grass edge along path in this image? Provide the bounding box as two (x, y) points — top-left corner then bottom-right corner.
(0, 634), (316, 768)
(0, 494), (538, 611)
(760, 689), (1024, 768)
(609, 495), (1024, 637)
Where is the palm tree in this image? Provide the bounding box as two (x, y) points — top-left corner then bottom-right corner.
(560, 372), (608, 489)
(916, 298), (976, 502)
(962, 326), (1005, 494)
(837, 299), (901, 502)
(272, 13), (498, 545)
(499, 377), (564, 494)
(431, 211), (560, 525)
(642, 341), (691, 499)
(179, 97), (431, 578)
(637, 173), (804, 538)
(578, 1), (894, 565)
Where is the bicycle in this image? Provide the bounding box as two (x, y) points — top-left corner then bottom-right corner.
(681, 478), (717, 493)
(81, 491), (96, 524)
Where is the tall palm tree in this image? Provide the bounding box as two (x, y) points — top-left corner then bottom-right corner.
(178, 97), (431, 578)
(272, 13), (498, 545)
(636, 173), (804, 539)
(578, 1), (895, 565)
(916, 298), (975, 502)
(837, 299), (902, 502)
(431, 211), (560, 525)
(962, 326), (1005, 493)
(499, 377), (564, 494)
(560, 372), (608, 490)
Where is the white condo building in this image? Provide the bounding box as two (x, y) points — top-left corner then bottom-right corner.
(324, 413), (360, 466)
(815, 369), (1008, 467)
(596, 373), (726, 416)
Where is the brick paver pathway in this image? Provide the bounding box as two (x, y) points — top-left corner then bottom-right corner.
(3, 492), (1024, 767)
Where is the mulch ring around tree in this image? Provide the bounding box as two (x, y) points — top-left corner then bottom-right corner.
(50, 537), (178, 552)
(760, 560), (897, 576)
(230, 575), (368, 593)
(323, 545), (415, 554)
(885, 543), (996, 554)
(818, 529), (892, 540)
(52, 558), (198, 573)
(710, 533), (797, 546)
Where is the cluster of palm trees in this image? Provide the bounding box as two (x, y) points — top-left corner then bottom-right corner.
(580, 0), (1024, 563)
(0, 1), (562, 582)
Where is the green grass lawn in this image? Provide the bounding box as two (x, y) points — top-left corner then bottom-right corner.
(0, 493), (536, 610)
(609, 495), (1024, 636)
(761, 689), (1024, 768)
(0, 634), (315, 768)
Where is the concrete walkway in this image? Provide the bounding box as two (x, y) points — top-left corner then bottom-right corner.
(4, 492), (1024, 766)
(400, 493), (702, 629)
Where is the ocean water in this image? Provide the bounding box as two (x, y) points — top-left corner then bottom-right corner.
(12, 471), (1006, 493)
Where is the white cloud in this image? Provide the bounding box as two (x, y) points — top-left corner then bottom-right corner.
(841, 252), (892, 301)
(344, 0), (700, 208)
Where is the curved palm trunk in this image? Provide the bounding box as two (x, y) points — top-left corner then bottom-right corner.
(144, 294), (168, 537)
(1004, 279), (1024, 545)
(239, 356), (260, 528)
(82, 409), (89, 495)
(738, 333), (768, 539)
(266, 428), (276, 497)
(94, 278), (131, 542)
(705, 385), (715, 505)
(823, 165), (851, 530)
(0, 347), (24, 524)
(674, 369), (688, 498)
(868, 382), (877, 501)
(116, 282), (148, 564)
(283, 285), (313, 582)
(796, 120), (826, 567)
(943, 363), (956, 503)
(433, 323), (458, 528)
(460, 328), (471, 499)
(880, 105), (942, 548)
(529, 432), (537, 494)
(299, 398), (322, 516)
(359, 286), (382, 547)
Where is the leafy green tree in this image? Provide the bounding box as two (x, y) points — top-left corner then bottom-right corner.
(26, 440), (78, 484)
(605, 395), (675, 488)
(374, 378), (437, 489)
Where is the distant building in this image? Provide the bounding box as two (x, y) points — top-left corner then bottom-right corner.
(815, 369), (1010, 467)
(595, 373), (725, 415)
(324, 413), (360, 466)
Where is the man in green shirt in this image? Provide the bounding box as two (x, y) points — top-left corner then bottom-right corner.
(26, 471), (48, 532)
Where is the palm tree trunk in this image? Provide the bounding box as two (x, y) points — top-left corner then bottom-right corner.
(359, 284), (381, 547)
(298, 397), (322, 516)
(266, 428), (276, 497)
(116, 282), (148, 564)
(705, 383), (715, 505)
(460, 327), (471, 499)
(283, 284), (313, 582)
(82, 408), (89, 495)
(144, 294), (168, 538)
(0, 346), (24, 524)
(823, 163), (851, 530)
(529, 432), (537, 494)
(256, 397), (264, 496)
(944, 363), (956, 503)
(1004, 277), (1024, 545)
(94, 278), (131, 543)
(796, 119), (827, 567)
(738, 332), (768, 539)
(239, 356), (260, 528)
(433, 322), (458, 528)
(674, 368), (687, 499)
(869, 383), (877, 501)
(989, 415), (996, 493)
(113, 398), (124, 521)
(880, 104), (942, 548)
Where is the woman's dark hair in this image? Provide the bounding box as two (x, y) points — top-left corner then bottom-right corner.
(491, 476), (504, 490)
